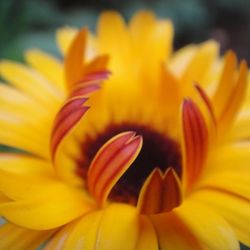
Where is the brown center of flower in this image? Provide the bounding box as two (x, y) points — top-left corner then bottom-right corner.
(78, 123), (182, 205)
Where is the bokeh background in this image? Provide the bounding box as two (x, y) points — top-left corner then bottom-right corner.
(0, 0), (249, 249)
(0, 0), (249, 63)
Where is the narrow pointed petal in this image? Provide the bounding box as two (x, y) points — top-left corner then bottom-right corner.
(64, 28), (87, 88)
(56, 27), (77, 55)
(162, 168), (183, 212)
(0, 223), (55, 250)
(219, 60), (248, 128)
(213, 51), (237, 118)
(87, 131), (142, 206)
(182, 99), (208, 191)
(138, 168), (182, 214)
(137, 168), (164, 214)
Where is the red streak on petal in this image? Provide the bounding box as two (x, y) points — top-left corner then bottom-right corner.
(71, 84), (100, 97)
(194, 84), (217, 127)
(87, 132), (142, 206)
(138, 168), (182, 214)
(162, 168), (182, 212)
(182, 99), (208, 191)
(53, 98), (88, 132)
(137, 168), (164, 214)
(51, 107), (89, 160)
(50, 71), (110, 162)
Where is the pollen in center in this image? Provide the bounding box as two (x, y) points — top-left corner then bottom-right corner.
(77, 123), (182, 205)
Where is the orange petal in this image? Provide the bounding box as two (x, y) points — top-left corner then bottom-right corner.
(213, 51), (237, 119)
(182, 99), (208, 192)
(219, 60), (248, 129)
(87, 131), (142, 206)
(64, 28), (87, 88)
(138, 168), (182, 214)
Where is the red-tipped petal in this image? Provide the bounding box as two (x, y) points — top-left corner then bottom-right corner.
(161, 168), (182, 212)
(65, 28), (87, 88)
(182, 99), (208, 191)
(138, 168), (182, 214)
(137, 168), (164, 214)
(51, 106), (89, 160)
(51, 72), (109, 161)
(87, 131), (143, 206)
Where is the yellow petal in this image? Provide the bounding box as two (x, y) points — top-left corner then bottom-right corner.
(0, 154), (54, 200)
(25, 49), (66, 93)
(198, 172), (250, 200)
(230, 110), (250, 140)
(207, 141), (250, 174)
(56, 27), (78, 55)
(0, 155), (94, 230)
(135, 215), (158, 250)
(192, 189), (250, 246)
(169, 44), (197, 77)
(0, 60), (62, 107)
(61, 211), (103, 250)
(176, 199), (240, 250)
(44, 223), (75, 250)
(181, 40), (219, 88)
(0, 222), (55, 250)
(96, 204), (139, 250)
(0, 188), (93, 230)
(98, 11), (130, 69)
(150, 211), (202, 250)
(0, 111), (50, 158)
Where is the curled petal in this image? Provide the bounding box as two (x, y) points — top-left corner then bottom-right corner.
(87, 131), (142, 206)
(51, 71), (109, 161)
(182, 99), (208, 192)
(138, 168), (182, 214)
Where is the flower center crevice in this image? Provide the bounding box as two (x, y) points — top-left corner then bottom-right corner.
(78, 123), (182, 205)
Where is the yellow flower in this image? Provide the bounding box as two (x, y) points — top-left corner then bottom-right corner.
(0, 10), (249, 250)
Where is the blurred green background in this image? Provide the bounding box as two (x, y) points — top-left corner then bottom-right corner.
(0, 1), (249, 249)
(0, 0), (249, 62)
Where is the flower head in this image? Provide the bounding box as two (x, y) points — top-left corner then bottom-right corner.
(0, 11), (249, 250)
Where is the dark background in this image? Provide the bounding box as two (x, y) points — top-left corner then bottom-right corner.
(0, 1), (249, 249)
(0, 0), (249, 63)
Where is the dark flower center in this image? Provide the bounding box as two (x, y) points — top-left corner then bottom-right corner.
(77, 123), (182, 205)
